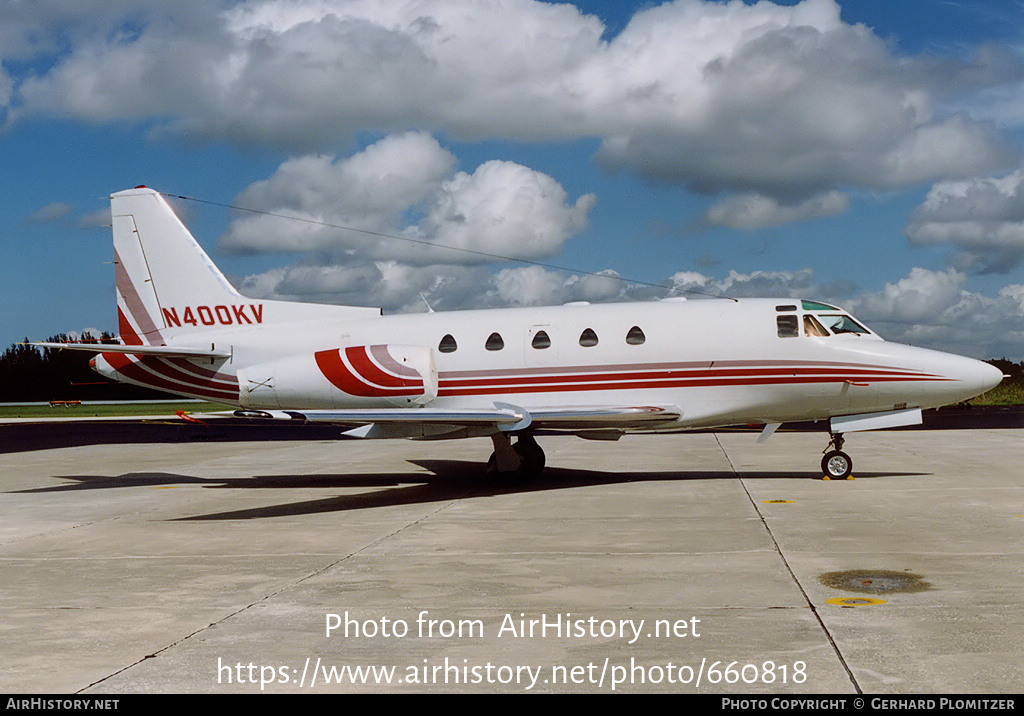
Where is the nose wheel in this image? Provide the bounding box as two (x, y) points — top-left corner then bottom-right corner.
(821, 433), (853, 480)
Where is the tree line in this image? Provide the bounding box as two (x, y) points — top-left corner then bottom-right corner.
(0, 334), (172, 402)
(988, 358), (1024, 384)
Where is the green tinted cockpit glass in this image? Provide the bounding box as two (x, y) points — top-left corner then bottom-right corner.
(801, 300), (837, 311)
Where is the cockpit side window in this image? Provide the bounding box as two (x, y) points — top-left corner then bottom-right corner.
(777, 315), (799, 338)
(803, 315), (829, 337)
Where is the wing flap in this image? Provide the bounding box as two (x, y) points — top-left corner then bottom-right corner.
(231, 406), (527, 426)
(528, 405), (681, 429)
(221, 404), (681, 431)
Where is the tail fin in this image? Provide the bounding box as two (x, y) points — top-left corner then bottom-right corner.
(111, 186), (382, 346)
(112, 187), (241, 346)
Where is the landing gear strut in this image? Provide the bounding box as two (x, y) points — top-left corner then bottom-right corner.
(821, 432), (853, 480)
(487, 431), (546, 480)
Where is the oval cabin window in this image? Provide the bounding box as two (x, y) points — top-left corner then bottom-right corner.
(625, 326), (645, 345)
(438, 334), (457, 353)
(532, 331), (551, 349)
(579, 328), (599, 347)
(485, 332), (505, 351)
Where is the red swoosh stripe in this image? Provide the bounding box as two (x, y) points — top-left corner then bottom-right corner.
(315, 346), (424, 397)
(115, 248), (164, 346)
(369, 345), (421, 378)
(102, 352), (239, 402)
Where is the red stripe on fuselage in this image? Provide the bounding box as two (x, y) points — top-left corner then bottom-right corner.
(433, 360), (947, 397)
(436, 373), (946, 397)
(437, 365), (933, 390)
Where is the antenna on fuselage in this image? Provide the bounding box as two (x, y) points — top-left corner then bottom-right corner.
(164, 192), (737, 302)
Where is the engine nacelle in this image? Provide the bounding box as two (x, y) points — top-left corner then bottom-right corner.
(239, 344), (437, 409)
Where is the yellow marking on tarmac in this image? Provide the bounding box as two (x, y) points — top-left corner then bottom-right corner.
(826, 597), (887, 607)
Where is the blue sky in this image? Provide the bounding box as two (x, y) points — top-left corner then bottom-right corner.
(3, 0), (1024, 360)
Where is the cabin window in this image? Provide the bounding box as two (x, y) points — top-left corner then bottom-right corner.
(485, 332), (505, 351)
(776, 315), (799, 338)
(775, 304), (797, 312)
(531, 330), (551, 349)
(438, 334), (458, 353)
(625, 326), (646, 345)
(579, 328), (599, 347)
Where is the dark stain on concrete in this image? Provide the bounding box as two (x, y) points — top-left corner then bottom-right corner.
(820, 569), (932, 594)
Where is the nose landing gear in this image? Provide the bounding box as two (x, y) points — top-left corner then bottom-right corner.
(821, 432), (853, 480)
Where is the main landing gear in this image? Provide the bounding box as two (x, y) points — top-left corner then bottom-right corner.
(821, 432), (853, 480)
(487, 431), (546, 480)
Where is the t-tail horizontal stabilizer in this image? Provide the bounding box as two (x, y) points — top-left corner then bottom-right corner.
(29, 342), (232, 359)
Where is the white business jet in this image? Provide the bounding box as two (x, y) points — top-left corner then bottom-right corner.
(37, 187), (1003, 479)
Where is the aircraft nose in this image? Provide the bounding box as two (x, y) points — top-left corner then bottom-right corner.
(949, 356), (1003, 399)
(977, 359), (1004, 394)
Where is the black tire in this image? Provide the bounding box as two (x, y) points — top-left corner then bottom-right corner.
(821, 450), (853, 479)
(486, 434), (545, 481)
(513, 436), (545, 477)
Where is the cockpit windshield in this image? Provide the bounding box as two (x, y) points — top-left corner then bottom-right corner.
(817, 314), (870, 335)
(778, 301), (877, 339)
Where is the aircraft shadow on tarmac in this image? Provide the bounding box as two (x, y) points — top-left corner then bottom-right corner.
(17, 460), (928, 521)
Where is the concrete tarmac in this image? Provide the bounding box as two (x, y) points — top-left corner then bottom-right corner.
(1, 428), (1022, 693)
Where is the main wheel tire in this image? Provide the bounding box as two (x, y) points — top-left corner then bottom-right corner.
(513, 437), (545, 477)
(486, 440), (545, 481)
(821, 450), (853, 480)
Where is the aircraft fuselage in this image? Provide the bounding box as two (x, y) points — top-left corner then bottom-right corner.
(92, 296), (1001, 432)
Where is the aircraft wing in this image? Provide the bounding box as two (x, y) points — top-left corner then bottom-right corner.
(220, 404), (682, 436)
(29, 342), (232, 359)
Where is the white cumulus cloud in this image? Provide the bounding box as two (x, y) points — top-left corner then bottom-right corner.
(847, 267), (1024, 358)
(906, 168), (1024, 272)
(8, 0), (1020, 201)
(221, 132), (596, 264)
(704, 190), (849, 230)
